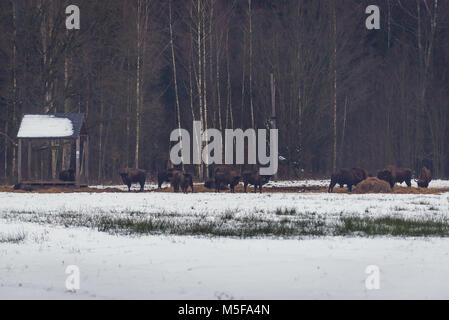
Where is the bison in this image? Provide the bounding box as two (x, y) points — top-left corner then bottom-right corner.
(351, 168), (368, 183)
(417, 167), (432, 188)
(157, 168), (181, 189)
(59, 168), (75, 182)
(171, 171), (194, 193)
(329, 168), (368, 193)
(377, 165), (412, 188)
(204, 179), (228, 191)
(119, 168), (146, 192)
(214, 165), (241, 193)
(242, 170), (271, 193)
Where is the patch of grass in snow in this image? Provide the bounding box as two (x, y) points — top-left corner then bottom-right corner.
(337, 217), (449, 237)
(6, 208), (449, 238)
(221, 209), (237, 221)
(0, 230), (26, 244)
(95, 215), (328, 238)
(275, 208), (297, 216)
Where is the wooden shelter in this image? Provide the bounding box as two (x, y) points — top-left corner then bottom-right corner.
(16, 114), (89, 188)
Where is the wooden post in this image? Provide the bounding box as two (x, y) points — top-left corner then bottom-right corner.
(76, 137), (80, 188)
(270, 73), (277, 129)
(270, 73), (278, 181)
(85, 136), (89, 186)
(28, 140), (32, 180)
(18, 139), (22, 183)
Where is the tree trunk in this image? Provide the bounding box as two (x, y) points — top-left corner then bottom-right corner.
(202, 5), (209, 177)
(169, 0), (184, 170)
(135, 0), (148, 169)
(248, 0), (255, 129)
(196, 0), (204, 178)
(226, 31), (234, 130)
(11, 0), (18, 181)
(62, 41), (72, 170)
(332, 0), (337, 173)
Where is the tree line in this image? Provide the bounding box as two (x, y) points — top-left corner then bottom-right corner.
(0, 0), (448, 184)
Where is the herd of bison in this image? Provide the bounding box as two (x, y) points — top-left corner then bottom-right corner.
(329, 165), (432, 193)
(102, 164), (433, 194)
(117, 165), (270, 194)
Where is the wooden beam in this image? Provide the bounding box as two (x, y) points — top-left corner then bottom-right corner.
(18, 139), (22, 183)
(28, 140), (32, 180)
(85, 136), (89, 186)
(76, 137), (80, 188)
(270, 73), (278, 181)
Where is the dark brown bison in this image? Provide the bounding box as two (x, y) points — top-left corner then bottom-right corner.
(214, 165), (241, 193)
(180, 173), (194, 193)
(59, 169), (75, 182)
(351, 168), (368, 183)
(377, 165), (412, 188)
(417, 167), (432, 188)
(242, 170), (271, 193)
(171, 171), (194, 193)
(204, 179), (228, 191)
(329, 168), (368, 193)
(157, 168), (181, 189)
(119, 168), (146, 192)
(377, 169), (394, 188)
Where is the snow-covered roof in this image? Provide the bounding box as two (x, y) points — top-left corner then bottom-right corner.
(17, 114), (86, 139)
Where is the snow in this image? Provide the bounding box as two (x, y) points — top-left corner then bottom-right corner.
(17, 115), (74, 138)
(90, 183), (159, 192)
(1, 221), (449, 299)
(1, 190), (449, 299)
(0, 192), (448, 222)
(265, 179), (449, 189)
(265, 179), (330, 188)
(424, 179), (449, 189)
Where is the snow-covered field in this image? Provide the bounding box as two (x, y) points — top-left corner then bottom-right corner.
(1, 189), (449, 299)
(1, 221), (449, 299)
(0, 191), (448, 225)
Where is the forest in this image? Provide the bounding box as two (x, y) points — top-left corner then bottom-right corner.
(0, 0), (448, 184)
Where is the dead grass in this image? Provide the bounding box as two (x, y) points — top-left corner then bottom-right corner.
(0, 230), (27, 244)
(353, 177), (391, 194)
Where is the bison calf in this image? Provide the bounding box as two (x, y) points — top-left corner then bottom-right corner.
(204, 179), (228, 191)
(171, 171), (194, 193)
(242, 170), (271, 193)
(157, 168), (181, 189)
(59, 169), (75, 182)
(119, 168), (146, 192)
(417, 167), (432, 188)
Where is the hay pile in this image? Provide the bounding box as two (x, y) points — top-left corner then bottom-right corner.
(353, 177), (392, 194)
